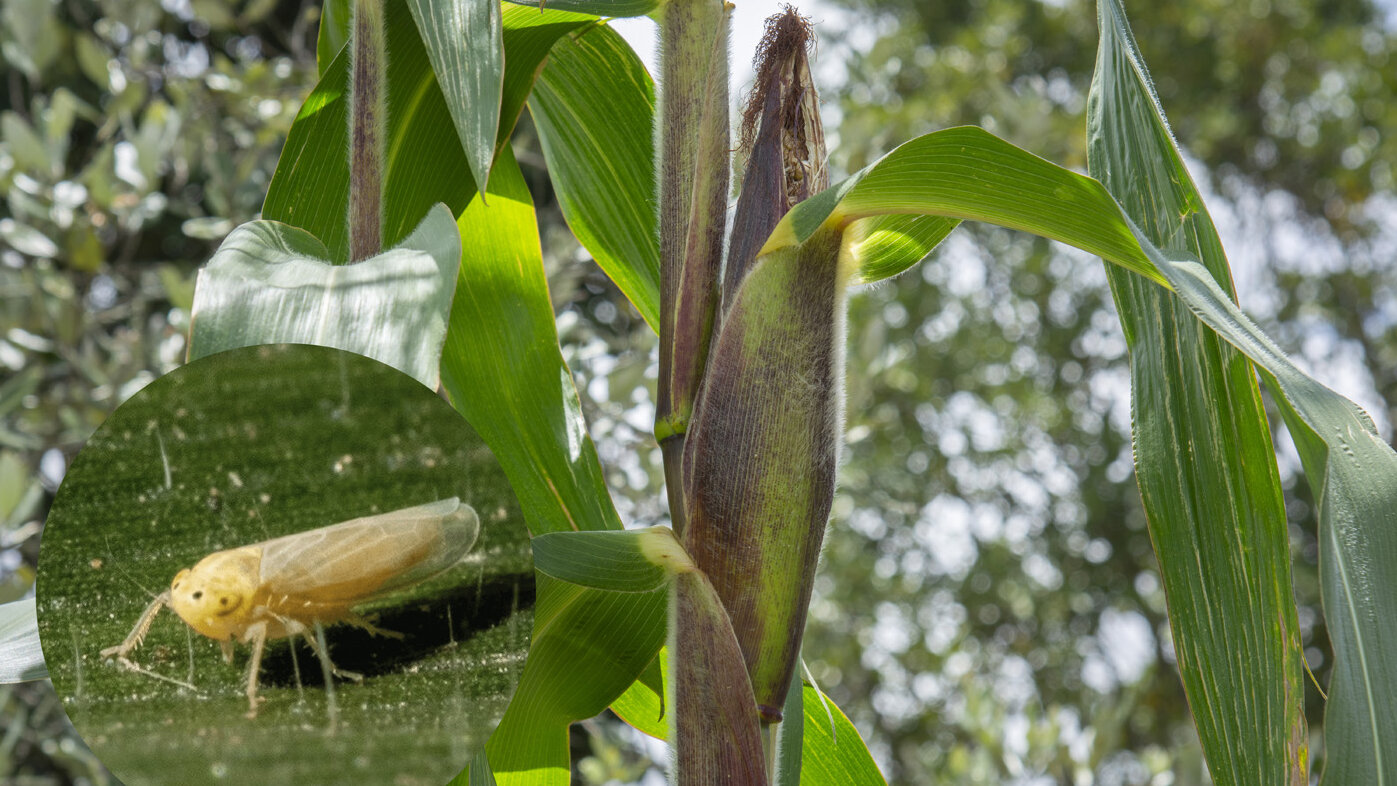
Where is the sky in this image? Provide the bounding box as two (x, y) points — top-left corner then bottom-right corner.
(610, 0), (851, 101)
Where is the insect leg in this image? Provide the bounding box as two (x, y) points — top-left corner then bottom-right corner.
(100, 591), (171, 668)
(243, 620), (268, 718)
(343, 612), (404, 640)
(299, 626), (364, 683)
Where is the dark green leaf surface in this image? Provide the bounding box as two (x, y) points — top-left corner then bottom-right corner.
(1091, 5), (1397, 779)
(188, 205), (459, 389)
(531, 529), (672, 592)
(316, 0), (349, 76)
(406, 0), (503, 190)
(529, 22), (660, 329)
(441, 151), (666, 786)
(0, 599), (46, 682)
(504, 0), (658, 16)
(1087, 2), (1307, 783)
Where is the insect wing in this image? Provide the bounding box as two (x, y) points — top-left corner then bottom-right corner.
(255, 498), (481, 605)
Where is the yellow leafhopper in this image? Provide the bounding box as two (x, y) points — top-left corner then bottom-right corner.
(100, 497), (480, 716)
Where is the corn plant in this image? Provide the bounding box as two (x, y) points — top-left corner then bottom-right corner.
(183, 0), (1396, 782)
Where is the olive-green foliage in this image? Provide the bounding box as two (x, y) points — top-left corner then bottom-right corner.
(1, 1), (319, 780)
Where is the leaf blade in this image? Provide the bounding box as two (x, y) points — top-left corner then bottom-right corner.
(442, 149), (667, 786)
(0, 598), (46, 683)
(188, 205), (460, 388)
(529, 22), (660, 330)
(1086, 1), (1307, 783)
(406, 0), (503, 190)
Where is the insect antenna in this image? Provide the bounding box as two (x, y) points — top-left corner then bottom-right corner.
(185, 625), (196, 686)
(154, 427), (172, 490)
(102, 533), (162, 601)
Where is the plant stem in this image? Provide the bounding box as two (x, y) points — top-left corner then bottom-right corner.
(348, 0), (387, 262)
(655, 0), (731, 537)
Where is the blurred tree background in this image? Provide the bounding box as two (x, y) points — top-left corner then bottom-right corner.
(1, 0), (317, 780)
(4, 0), (1397, 784)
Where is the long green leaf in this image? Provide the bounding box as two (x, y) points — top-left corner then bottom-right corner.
(316, 0), (350, 76)
(406, 0), (503, 190)
(763, 96), (1396, 786)
(763, 126), (1169, 290)
(266, 0), (589, 261)
(1086, 2), (1306, 783)
(0, 598), (46, 682)
(440, 148), (619, 536)
(442, 150), (666, 786)
(1090, 2), (1395, 780)
(529, 22), (660, 329)
(188, 205), (459, 388)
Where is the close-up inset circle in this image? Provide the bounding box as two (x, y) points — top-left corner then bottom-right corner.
(35, 344), (533, 786)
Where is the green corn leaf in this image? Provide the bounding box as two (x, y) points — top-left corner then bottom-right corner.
(442, 149), (667, 786)
(1090, 1), (1394, 781)
(610, 649), (668, 738)
(440, 148), (619, 537)
(1087, 0), (1306, 783)
(316, 0), (349, 75)
(532, 529), (679, 593)
(504, 0), (658, 16)
(406, 0), (502, 190)
(188, 205), (459, 388)
(266, 0), (588, 261)
(466, 575), (666, 786)
(800, 685), (885, 785)
(846, 214), (959, 285)
(529, 21), (660, 330)
(0, 598), (46, 683)
(763, 125), (1169, 290)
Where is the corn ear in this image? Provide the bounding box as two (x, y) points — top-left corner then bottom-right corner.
(683, 227), (849, 725)
(724, 8), (825, 307)
(680, 5), (838, 725)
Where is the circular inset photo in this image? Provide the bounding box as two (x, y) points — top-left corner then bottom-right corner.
(36, 344), (533, 786)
